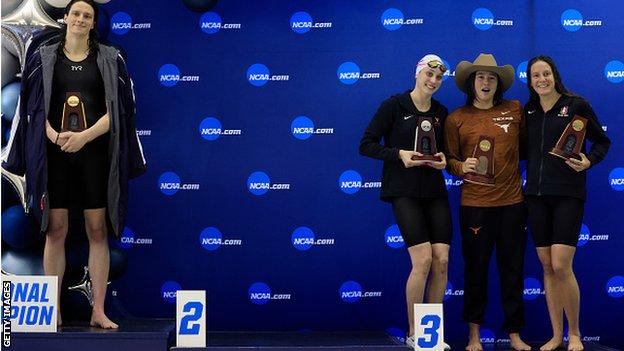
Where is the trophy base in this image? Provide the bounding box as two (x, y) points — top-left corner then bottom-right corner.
(464, 173), (495, 186)
(61, 127), (86, 133)
(549, 149), (581, 161)
(411, 154), (442, 162)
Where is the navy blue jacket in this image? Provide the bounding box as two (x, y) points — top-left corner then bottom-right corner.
(359, 90), (449, 201)
(524, 95), (610, 200)
(2, 43), (146, 237)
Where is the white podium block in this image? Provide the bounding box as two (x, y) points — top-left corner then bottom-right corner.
(413, 303), (445, 351)
(176, 290), (206, 347)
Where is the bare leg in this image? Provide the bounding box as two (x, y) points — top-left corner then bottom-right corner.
(537, 247), (564, 351)
(426, 243), (449, 303)
(551, 245), (582, 351)
(84, 208), (118, 329)
(406, 242), (432, 336)
(466, 323), (483, 351)
(43, 209), (69, 326)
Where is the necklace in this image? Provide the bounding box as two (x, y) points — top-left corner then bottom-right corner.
(63, 46), (89, 60)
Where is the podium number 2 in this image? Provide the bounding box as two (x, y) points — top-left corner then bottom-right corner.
(179, 301), (203, 335)
(417, 314), (441, 348)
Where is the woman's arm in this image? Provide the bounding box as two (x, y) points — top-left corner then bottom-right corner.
(59, 113), (109, 152)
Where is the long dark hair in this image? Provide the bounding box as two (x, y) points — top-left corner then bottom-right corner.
(527, 55), (574, 105)
(57, 0), (100, 55)
(464, 71), (504, 107)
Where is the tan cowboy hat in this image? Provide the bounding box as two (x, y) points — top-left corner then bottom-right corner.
(454, 53), (515, 93)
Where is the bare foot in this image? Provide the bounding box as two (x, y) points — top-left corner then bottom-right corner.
(567, 335), (583, 351)
(466, 338), (483, 351)
(57, 311), (62, 327)
(511, 340), (532, 351)
(540, 337), (564, 351)
(510, 333), (531, 351)
(90, 310), (118, 329)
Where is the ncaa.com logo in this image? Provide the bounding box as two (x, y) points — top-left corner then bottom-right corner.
(471, 8), (513, 31)
(380, 8), (424, 31)
(517, 61), (528, 84)
(385, 224), (404, 249)
(338, 170), (381, 195)
(444, 281), (464, 301)
(577, 223), (609, 247)
(443, 170), (463, 189)
(247, 63), (290, 87)
(248, 282), (291, 305)
(118, 227), (153, 249)
(561, 9), (602, 32)
(247, 171), (291, 196)
(291, 226), (335, 251)
(161, 280), (181, 304)
(564, 335), (601, 342)
(337, 62), (381, 85)
(199, 227), (243, 251)
(199, 117), (242, 141)
(110, 12), (151, 35)
(606, 276), (624, 298)
(291, 116), (334, 140)
(480, 329), (496, 344)
(290, 11), (332, 34)
(523, 277), (545, 300)
(158, 64), (200, 87)
(158, 171), (200, 196)
(199, 12), (242, 34)
(609, 167), (624, 190)
(339, 281), (382, 303)
(604, 61), (624, 84)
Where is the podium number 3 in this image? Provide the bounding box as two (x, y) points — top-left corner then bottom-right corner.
(417, 314), (441, 348)
(179, 301), (203, 335)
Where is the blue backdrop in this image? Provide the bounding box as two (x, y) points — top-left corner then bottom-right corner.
(5, 0), (624, 347)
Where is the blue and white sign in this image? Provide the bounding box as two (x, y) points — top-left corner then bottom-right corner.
(413, 303), (445, 350)
(381, 8), (404, 31)
(4, 275), (57, 332)
(176, 290), (206, 347)
(609, 167), (624, 190)
(517, 61), (528, 83)
(561, 9), (602, 32)
(605, 61), (624, 84)
(111, 12), (133, 35)
(200, 12), (222, 34)
(161, 281), (182, 304)
(472, 8), (513, 30)
(606, 276), (624, 298)
(523, 277), (544, 300)
(339, 170), (362, 194)
(385, 224), (404, 249)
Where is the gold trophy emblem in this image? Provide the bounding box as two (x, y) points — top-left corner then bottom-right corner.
(550, 115), (588, 161)
(411, 116), (442, 162)
(61, 92), (87, 132)
(464, 136), (495, 186)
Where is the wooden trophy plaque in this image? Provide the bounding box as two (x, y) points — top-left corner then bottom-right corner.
(549, 115), (587, 161)
(61, 92), (87, 132)
(464, 136), (495, 186)
(411, 116), (442, 162)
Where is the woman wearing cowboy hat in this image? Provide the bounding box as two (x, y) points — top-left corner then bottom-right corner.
(360, 54), (451, 350)
(444, 53), (530, 351)
(524, 56), (610, 351)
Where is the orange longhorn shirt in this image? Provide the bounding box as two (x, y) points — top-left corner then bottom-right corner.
(444, 100), (525, 207)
